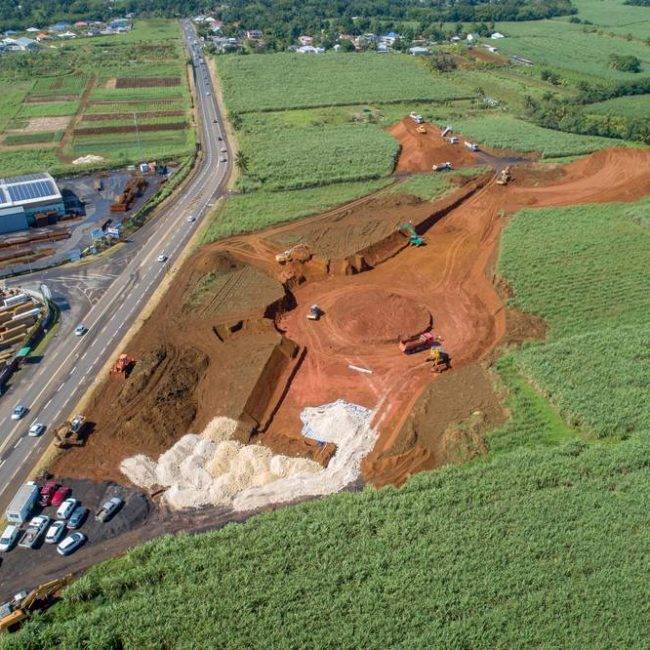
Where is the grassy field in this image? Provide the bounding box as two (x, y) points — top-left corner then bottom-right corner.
(454, 114), (628, 156)
(587, 94), (650, 118)
(7, 433), (650, 648)
(0, 83), (31, 132)
(216, 52), (471, 113)
(16, 101), (79, 118)
(570, 0), (650, 39)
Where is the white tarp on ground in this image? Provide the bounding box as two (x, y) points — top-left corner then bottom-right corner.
(120, 401), (378, 512)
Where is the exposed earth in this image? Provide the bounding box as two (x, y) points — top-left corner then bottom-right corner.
(50, 128), (650, 491)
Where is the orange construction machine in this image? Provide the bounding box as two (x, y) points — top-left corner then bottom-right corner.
(111, 353), (135, 376)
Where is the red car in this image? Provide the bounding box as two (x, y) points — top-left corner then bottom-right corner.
(51, 486), (71, 508)
(39, 480), (60, 507)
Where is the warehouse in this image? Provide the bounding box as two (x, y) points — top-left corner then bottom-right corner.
(0, 173), (65, 235)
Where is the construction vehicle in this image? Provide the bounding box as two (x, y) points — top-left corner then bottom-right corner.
(496, 166), (511, 185)
(275, 244), (311, 265)
(398, 332), (440, 355)
(307, 304), (323, 321)
(416, 125), (427, 134)
(54, 415), (86, 449)
(441, 125), (452, 138)
(0, 575), (73, 632)
(409, 111), (424, 124)
(432, 162), (453, 172)
(447, 136), (459, 144)
(111, 353), (135, 376)
(425, 348), (451, 373)
(399, 223), (424, 247)
(464, 141), (479, 152)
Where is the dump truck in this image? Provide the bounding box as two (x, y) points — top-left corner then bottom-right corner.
(409, 111), (424, 124)
(496, 166), (511, 185)
(275, 244), (311, 265)
(464, 141), (479, 152)
(0, 575), (73, 632)
(426, 348), (451, 373)
(398, 332), (439, 355)
(54, 415), (86, 449)
(307, 305), (322, 321)
(399, 224), (424, 247)
(111, 353), (135, 376)
(416, 125), (427, 134)
(432, 162), (453, 172)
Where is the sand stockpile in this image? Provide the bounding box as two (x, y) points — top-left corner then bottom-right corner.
(120, 402), (377, 512)
(72, 154), (105, 165)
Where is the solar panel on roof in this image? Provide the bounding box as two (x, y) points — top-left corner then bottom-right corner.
(6, 180), (57, 202)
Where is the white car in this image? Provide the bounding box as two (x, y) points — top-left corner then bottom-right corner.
(186, 215), (196, 223)
(57, 532), (86, 556)
(28, 422), (45, 437)
(56, 497), (78, 520)
(45, 520), (66, 544)
(157, 253), (167, 263)
(220, 157), (227, 163)
(11, 405), (27, 420)
(74, 324), (87, 336)
(0, 525), (20, 552)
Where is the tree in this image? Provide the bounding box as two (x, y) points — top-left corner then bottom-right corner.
(235, 151), (249, 173)
(609, 54), (641, 73)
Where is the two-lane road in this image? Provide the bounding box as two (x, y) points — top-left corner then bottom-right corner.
(0, 20), (231, 512)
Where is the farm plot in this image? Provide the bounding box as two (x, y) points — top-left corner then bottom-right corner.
(0, 83), (32, 132)
(27, 75), (89, 99)
(216, 52), (471, 112)
(587, 94), (650, 119)
(571, 0), (650, 39)
(17, 101), (79, 119)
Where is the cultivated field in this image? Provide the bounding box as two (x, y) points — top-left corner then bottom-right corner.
(571, 0), (650, 38)
(587, 94), (650, 118)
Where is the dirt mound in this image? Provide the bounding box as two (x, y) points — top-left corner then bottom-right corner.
(390, 118), (477, 173)
(327, 289), (431, 344)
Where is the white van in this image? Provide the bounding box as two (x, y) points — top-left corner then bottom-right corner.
(0, 525), (20, 552)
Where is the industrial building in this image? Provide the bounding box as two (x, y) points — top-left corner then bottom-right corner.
(0, 173), (65, 235)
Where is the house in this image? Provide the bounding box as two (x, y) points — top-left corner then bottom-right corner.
(245, 30), (263, 41)
(297, 45), (324, 54)
(298, 35), (314, 46)
(409, 46), (429, 56)
(74, 21), (88, 28)
(14, 37), (39, 51)
(380, 32), (399, 46)
(451, 36), (461, 42)
(48, 22), (70, 32)
(58, 31), (77, 39)
(212, 36), (241, 53)
(25, 27), (40, 33)
(108, 19), (131, 32)
(4, 30), (18, 36)
(377, 42), (389, 54)
(35, 32), (50, 42)
(491, 32), (505, 39)
(466, 33), (476, 42)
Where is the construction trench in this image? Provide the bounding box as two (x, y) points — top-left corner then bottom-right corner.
(50, 119), (650, 511)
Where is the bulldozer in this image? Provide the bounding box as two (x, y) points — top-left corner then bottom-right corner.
(54, 414), (86, 448)
(275, 244), (311, 265)
(307, 304), (323, 321)
(0, 574), (73, 632)
(496, 166), (511, 185)
(399, 223), (424, 247)
(111, 353), (135, 376)
(425, 348), (451, 373)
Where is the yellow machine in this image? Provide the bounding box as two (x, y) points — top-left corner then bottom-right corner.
(496, 166), (511, 185)
(425, 348), (451, 373)
(416, 125), (427, 134)
(0, 575), (73, 632)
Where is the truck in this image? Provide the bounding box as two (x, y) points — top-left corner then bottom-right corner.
(398, 332), (440, 355)
(4, 483), (39, 524)
(18, 515), (50, 549)
(464, 141), (479, 152)
(409, 111), (424, 124)
(432, 162), (453, 172)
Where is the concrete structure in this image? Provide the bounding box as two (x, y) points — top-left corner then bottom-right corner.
(0, 173), (65, 234)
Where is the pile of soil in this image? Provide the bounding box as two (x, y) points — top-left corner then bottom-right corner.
(389, 118), (477, 173)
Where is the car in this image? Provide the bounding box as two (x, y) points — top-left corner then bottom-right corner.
(51, 486), (71, 508)
(27, 422), (45, 437)
(220, 157), (227, 163)
(56, 497), (78, 520)
(11, 405), (27, 420)
(68, 506), (88, 529)
(74, 324), (87, 336)
(220, 148), (227, 153)
(39, 480), (59, 507)
(157, 253), (167, 263)
(96, 496), (123, 522)
(57, 532), (86, 556)
(0, 525), (20, 552)
(217, 136), (223, 141)
(45, 520), (66, 544)
(18, 515), (50, 549)
(186, 215), (196, 223)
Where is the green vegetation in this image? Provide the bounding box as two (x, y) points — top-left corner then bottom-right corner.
(216, 53), (469, 113)
(571, 0), (650, 38)
(202, 179), (392, 243)
(587, 93), (650, 117)
(17, 102), (78, 118)
(0, 83), (31, 132)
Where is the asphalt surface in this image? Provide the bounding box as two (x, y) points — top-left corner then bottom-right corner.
(0, 20), (231, 515)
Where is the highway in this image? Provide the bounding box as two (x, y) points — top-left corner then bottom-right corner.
(0, 20), (231, 513)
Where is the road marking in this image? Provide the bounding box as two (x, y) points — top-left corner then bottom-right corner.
(13, 439), (21, 449)
(56, 382), (65, 392)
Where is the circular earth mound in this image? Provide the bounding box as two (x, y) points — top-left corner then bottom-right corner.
(328, 289), (431, 344)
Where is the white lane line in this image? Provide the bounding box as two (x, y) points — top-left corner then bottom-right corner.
(43, 398), (53, 409)
(13, 439), (21, 449)
(56, 382), (65, 392)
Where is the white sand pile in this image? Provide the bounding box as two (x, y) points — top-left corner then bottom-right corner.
(120, 402), (378, 512)
(72, 154), (105, 165)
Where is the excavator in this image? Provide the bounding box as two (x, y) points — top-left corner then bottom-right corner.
(275, 244), (311, 265)
(0, 574), (73, 632)
(54, 414), (86, 449)
(496, 166), (512, 185)
(416, 125), (427, 134)
(399, 223), (424, 247)
(111, 353), (135, 376)
(425, 348), (451, 373)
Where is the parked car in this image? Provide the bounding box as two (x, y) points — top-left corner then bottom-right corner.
(18, 515), (50, 549)
(11, 405), (27, 420)
(51, 486), (71, 508)
(45, 520), (66, 544)
(57, 532), (86, 556)
(74, 324), (87, 336)
(39, 480), (59, 507)
(27, 422), (45, 437)
(0, 525), (20, 552)
(95, 497), (123, 522)
(68, 506), (88, 529)
(56, 498), (78, 520)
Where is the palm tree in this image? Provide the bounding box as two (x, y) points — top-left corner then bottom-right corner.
(235, 151), (249, 173)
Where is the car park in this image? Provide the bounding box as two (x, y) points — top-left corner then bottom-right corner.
(68, 506), (88, 529)
(0, 525), (20, 552)
(56, 498), (78, 520)
(51, 485), (71, 507)
(45, 520), (66, 545)
(74, 324), (87, 336)
(11, 405), (27, 420)
(27, 422), (45, 437)
(57, 532), (86, 556)
(95, 496), (123, 522)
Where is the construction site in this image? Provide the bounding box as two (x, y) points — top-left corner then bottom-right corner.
(48, 118), (650, 511)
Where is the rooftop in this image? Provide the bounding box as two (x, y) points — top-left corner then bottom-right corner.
(0, 173), (62, 210)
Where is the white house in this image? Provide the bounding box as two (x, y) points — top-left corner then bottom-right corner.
(491, 32), (505, 39)
(409, 46), (429, 56)
(297, 45), (324, 54)
(298, 35), (314, 46)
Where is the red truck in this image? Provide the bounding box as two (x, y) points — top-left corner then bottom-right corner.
(398, 332), (440, 355)
(39, 480), (59, 507)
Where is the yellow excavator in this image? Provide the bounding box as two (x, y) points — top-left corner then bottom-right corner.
(496, 166), (512, 185)
(0, 574), (73, 632)
(425, 348), (451, 373)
